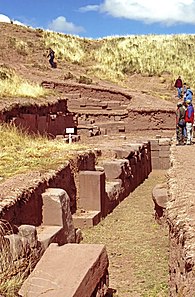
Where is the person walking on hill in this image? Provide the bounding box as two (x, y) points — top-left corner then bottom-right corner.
(174, 76), (183, 99)
(176, 101), (186, 145)
(185, 100), (194, 145)
(47, 48), (56, 68)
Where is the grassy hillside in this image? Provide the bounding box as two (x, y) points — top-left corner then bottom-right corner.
(0, 22), (194, 98)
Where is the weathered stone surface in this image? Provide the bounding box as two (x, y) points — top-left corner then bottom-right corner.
(152, 183), (168, 208)
(152, 183), (168, 223)
(106, 180), (122, 201)
(42, 188), (75, 243)
(114, 148), (134, 159)
(102, 159), (130, 180)
(19, 243), (109, 297)
(73, 210), (101, 228)
(79, 171), (105, 214)
(18, 225), (38, 248)
(37, 225), (65, 250)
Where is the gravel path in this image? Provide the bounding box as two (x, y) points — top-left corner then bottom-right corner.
(82, 171), (169, 297)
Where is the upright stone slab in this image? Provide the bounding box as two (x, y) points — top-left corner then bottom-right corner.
(19, 243), (109, 297)
(42, 188), (75, 243)
(79, 171), (105, 215)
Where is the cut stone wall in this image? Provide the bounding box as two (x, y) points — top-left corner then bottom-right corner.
(0, 99), (76, 137)
(41, 81), (176, 134)
(126, 110), (175, 131)
(150, 137), (171, 170)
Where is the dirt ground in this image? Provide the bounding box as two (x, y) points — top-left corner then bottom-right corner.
(82, 171), (169, 297)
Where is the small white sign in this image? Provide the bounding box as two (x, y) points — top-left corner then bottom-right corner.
(66, 127), (75, 134)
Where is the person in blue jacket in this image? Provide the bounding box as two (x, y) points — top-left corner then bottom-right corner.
(184, 86), (193, 102)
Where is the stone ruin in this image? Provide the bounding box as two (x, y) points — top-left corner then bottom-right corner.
(0, 134), (175, 296)
(0, 80), (194, 296)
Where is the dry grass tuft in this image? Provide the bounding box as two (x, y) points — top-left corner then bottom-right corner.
(0, 124), (88, 181)
(43, 32), (195, 89)
(0, 65), (48, 98)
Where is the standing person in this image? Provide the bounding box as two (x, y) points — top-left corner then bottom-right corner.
(47, 48), (55, 68)
(184, 86), (193, 103)
(185, 100), (194, 145)
(176, 102), (186, 145)
(174, 76), (183, 99)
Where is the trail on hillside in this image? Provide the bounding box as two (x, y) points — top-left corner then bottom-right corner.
(82, 171), (169, 297)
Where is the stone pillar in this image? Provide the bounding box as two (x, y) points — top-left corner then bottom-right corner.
(79, 171), (106, 215)
(41, 188), (75, 243)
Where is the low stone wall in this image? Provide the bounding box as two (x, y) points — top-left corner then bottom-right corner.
(126, 110), (175, 131)
(0, 151), (95, 226)
(0, 99), (76, 137)
(167, 143), (195, 296)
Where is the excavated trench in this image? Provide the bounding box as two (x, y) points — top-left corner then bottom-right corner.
(82, 170), (169, 297)
(0, 82), (193, 296)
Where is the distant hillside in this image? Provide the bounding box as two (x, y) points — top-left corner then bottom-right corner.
(0, 22), (194, 98)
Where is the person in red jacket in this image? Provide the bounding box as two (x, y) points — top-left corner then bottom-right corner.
(185, 100), (194, 145)
(174, 76), (183, 99)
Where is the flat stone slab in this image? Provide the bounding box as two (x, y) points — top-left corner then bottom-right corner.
(19, 243), (109, 297)
(72, 210), (101, 228)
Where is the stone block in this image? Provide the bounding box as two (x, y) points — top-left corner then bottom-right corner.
(160, 145), (170, 151)
(106, 180), (122, 201)
(159, 150), (170, 158)
(13, 114), (37, 133)
(42, 188), (75, 243)
(37, 225), (66, 250)
(151, 157), (161, 170)
(152, 183), (168, 208)
(114, 148), (134, 159)
(19, 243), (109, 297)
(18, 225), (37, 248)
(42, 188), (64, 226)
(150, 139), (159, 151)
(72, 211), (101, 228)
(151, 150), (159, 158)
(79, 171), (105, 214)
(102, 159), (130, 180)
(158, 138), (171, 146)
(115, 115), (121, 121)
(152, 183), (168, 222)
(160, 157), (170, 169)
(37, 115), (48, 135)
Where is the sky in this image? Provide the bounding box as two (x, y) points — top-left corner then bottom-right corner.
(1, 0), (195, 39)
